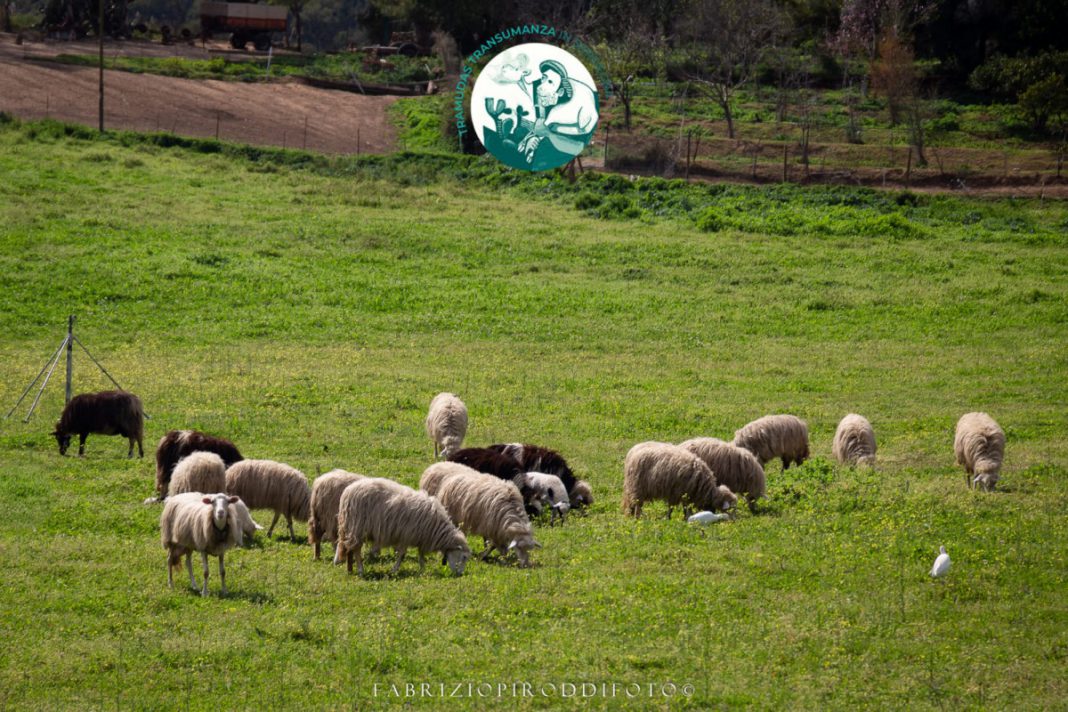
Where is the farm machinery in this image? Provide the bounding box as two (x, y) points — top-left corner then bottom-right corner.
(200, 1), (287, 51)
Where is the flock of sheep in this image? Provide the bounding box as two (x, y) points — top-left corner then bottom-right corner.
(52, 389), (1007, 596)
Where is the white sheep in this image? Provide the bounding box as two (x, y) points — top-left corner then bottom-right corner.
(434, 469), (540, 567)
(832, 414), (877, 466)
(426, 392), (468, 459)
(224, 459), (311, 541)
(167, 451), (227, 498)
(569, 479), (594, 509)
(954, 412), (1005, 491)
(418, 461), (482, 497)
(308, 469), (365, 560)
(679, 437), (766, 509)
(733, 415), (810, 469)
(232, 499), (265, 540)
(160, 491), (244, 596)
(334, 477), (471, 576)
(523, 471), (571, 525)
(622, 441), (737, 519)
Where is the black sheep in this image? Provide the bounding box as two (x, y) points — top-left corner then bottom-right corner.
(488, 443), (577, 494)
(53, 390), (144, 458)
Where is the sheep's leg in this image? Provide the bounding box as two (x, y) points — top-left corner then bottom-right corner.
(137, 437), (144, 458)
(314, 540), (321, 560)
(286, 514), (296, 542)
(683, 505), (693, 518)
(218, 554), (227, 596)
(782, 457), (791, 470)
(127, 438), (134, 458)
(479, 537), (494, 560)
(333, 541), (344, 566)
(78, 433), (87, 457)
(167, 554), (174, 589)
(391, 547), (407, 575)
(267, 512), (281, 538)
(185, 553), (197, 590)
(417, 552), (426, 572)
(354, 544), (364, 576)
(200, 551), (210, 597)
(665, 506), (673, 520)
(434, 442), (439, 459)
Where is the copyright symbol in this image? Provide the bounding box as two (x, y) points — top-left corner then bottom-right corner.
(682, 684), (694, 696)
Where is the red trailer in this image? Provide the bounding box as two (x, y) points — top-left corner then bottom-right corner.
(200, 1), (287, 51)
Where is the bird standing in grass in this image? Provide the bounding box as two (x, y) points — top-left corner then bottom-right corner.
(687, 511), (731, 525)
(930, 545), (951, 578)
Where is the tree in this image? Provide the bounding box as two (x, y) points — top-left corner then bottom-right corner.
(870, 33), (917, 126)
(676, 0), (786, 139)
(1018, 74), (1068, 134)
(831, 0), (936, 96)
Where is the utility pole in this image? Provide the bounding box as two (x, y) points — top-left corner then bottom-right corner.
(98, 0), (105, 132)
(65, 315), (75, 404)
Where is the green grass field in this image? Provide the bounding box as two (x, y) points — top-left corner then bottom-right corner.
(1, 118), (1066, 709)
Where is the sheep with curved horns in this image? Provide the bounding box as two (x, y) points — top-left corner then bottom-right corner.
(160, 492), (244, 596)
(53, 390), (144, 458)
(679, 437), (766, 510)
(224, 459), (311, 541)
(419, 461), (482, 497)
(426, 392), (468, 459)
(435, 469), (540, 567)
(622, 441), (737, 519)
(523, 471), (570, 525)
(168, 451), (227, 498)
(733, 415), (810, 469)
(335, 477), (471, 576)
(154, 430), (243, 501)
(954, 412), (1005, 491)
(447, 447), (541, 515)
(832, 414), (877, 467)
(308, 469), (365, 560)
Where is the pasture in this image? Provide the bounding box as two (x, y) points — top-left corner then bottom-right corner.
(0, 118), (1066, 709)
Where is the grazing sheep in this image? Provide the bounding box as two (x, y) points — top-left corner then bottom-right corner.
(168, 452), (227, 498)
(155, 430), (243, 501)
(224, 459), (311, 541)
(335, 477), (471, 577)
(419, 461), (482, 497)
(426, 393), (469, 459)
(954, 412), (1005, 491)
(622, 442), (737, 519)
(308, 469), (365, 560)
(733, 415), (810, 469)
(832, 414), (877, 466)
(488, 443), (577, 493)
(160, 492), (244, 596)
(53, 390), (144, 458)
(447, 447), (541, 514)
(569, 479), (594, 509)
(523, 471), (571, 525)
(679, 437), (766, 509)
(435, 469), (540, 567)
(232, 499), (264, 540)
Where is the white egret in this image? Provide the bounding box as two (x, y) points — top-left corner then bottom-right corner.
(687, 511), (730, 525)
(930, 545), (951, 578)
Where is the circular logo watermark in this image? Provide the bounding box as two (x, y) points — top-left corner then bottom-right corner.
(470, 42), (600, 171)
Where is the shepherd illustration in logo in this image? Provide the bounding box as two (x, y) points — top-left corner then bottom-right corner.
(475, 47), (599, 171)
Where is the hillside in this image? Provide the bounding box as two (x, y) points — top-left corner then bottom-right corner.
(0, 119), (1066, 709)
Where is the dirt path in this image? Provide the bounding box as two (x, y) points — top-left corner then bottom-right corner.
(0, 35), (398, 154)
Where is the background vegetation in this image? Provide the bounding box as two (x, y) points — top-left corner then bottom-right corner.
(0, 117), (1066, 708)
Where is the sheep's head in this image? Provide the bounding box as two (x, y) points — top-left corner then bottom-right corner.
(443, 546), (471, 576)
(508, 536), (540, 567)
(711, 485), (737, 512)
(203, 494), (240, 530)
(53, 428), (71, 455)
(569, 481), (593, 509)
